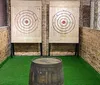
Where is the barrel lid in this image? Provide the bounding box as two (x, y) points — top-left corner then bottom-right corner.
(33, 58), (62, 65)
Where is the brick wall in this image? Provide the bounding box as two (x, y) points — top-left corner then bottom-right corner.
(0, 26), (10, 63)
(14, 43), (40, 56)
(79, 27), (100, 73)
(50, 44), (75, 56)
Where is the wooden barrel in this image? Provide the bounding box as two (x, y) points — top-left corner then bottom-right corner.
(29, 57), (64, 85)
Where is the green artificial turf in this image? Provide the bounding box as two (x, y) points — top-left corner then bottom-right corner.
(0, 56), (100, 85)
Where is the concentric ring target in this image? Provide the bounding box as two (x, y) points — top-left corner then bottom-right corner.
(15, 10), (38, 33)
(52, 10), (76, 34)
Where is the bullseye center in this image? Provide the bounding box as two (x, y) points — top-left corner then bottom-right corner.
(25, 20), (28, 24)
(62, 21), (66, 24)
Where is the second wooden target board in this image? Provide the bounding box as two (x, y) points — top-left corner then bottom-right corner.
(11, 0), (42, 43)
(49, 1), (80, 43)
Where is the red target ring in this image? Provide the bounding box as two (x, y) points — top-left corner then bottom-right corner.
(15, 10), (38, 34)
(52, 10), (75, 34)
(62, 20), (66, 24)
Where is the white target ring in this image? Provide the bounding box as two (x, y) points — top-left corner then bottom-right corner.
(15, 10), (38, 34)
(52, 10), (75, 34)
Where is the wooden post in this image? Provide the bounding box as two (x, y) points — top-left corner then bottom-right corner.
(42, 0), (49, 56)
(80, 0), (83, 27)
(0, 0), (7, 26)
(94, 0), (98, 29)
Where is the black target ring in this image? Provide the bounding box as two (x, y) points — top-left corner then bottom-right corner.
(57, 15), (72, 30)
(15, 10), (38, 34)
(16, 10), (37, 33)
(53, 11), (75, 33)
(59, 18), (68, 28)
(22, 17), (31, 26)
(52, 10), (75, 34)
(18, 14), (35, 31)
(19, 15), (33, 30)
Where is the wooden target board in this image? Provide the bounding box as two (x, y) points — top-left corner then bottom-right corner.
(49, 1), (80, 43)
(11, 0), (42, 43)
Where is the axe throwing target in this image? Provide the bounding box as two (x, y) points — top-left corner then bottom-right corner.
(15, 10), (38, 34)
(11, 0), (42, 43)
(49, 1), (80, 43)
(52, 10), (75, 34)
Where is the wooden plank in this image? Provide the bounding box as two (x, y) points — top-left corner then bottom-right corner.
(11, 0), (42, 43)
(49, 1), (80, 43)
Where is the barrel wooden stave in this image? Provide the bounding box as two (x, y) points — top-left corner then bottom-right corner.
(29, 58), (64, 85)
